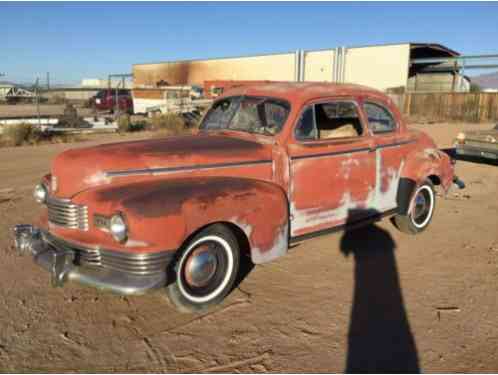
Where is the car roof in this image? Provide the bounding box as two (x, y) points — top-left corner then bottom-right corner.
(222, 82), (387, 104)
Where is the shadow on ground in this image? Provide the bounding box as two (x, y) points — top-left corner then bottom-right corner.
(340, 209), (420, 373)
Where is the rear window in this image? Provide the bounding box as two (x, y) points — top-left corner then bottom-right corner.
(364, 102), (397, 134)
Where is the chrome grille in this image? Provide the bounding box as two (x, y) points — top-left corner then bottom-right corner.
(43, 232), (172, 275)
(47, 196), (89, 231)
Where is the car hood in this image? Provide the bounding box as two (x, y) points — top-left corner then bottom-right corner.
(51, 133), (272, 198)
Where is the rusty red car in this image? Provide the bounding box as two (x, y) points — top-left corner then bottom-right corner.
(14, 82), (459, 312)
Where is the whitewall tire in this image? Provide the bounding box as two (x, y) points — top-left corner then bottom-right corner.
(393, 179), (436, 235)
(166, 224), (240, 313)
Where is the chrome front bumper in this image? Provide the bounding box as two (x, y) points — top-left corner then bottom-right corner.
(13, 225), (172, 295)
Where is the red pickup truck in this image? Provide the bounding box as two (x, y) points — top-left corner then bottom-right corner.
(91, 89), (133, 113)
(15, 82), (458, 312)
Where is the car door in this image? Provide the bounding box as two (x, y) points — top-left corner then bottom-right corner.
(287, 98), (377, 238)
(362, 100), (409, 212)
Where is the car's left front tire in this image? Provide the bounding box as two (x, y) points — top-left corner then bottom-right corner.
(166, 224), (240, 313)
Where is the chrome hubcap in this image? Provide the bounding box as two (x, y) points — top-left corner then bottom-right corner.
(413, 194), (427, 219)
(412, 189), (431, 225)
(184, 244), (218, 288)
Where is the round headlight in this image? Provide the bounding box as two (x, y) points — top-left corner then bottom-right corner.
(33, 184), (47, 204)
(109, 213), (128, 243)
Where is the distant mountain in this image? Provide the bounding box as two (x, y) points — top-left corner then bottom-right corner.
(471, 71), (498, 89)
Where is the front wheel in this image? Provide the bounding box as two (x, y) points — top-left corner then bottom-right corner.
(166, 224), (240, 313)
(393, 179), (436, 234)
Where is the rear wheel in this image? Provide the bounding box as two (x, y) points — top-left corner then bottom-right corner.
(166, 224), (240, 313)
(393, 179), (436, 234)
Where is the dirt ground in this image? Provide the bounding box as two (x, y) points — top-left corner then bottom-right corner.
(0, 104), (94, 118)
(0, 123), (497, 373)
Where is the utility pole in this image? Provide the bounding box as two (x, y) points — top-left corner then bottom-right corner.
(46, 72), (50, 90)
(35, 78), (41, 127)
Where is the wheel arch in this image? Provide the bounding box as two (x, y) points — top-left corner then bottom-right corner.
(396, 174), (438, 216)
(178, 177), (290, 265)
(427, 174), (441, 186)
(178, 221), (252, 260)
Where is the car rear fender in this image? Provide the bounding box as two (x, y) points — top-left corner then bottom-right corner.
(397, 147), (454, 214)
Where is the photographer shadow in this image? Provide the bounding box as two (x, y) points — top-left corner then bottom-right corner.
(340, 209), (420, 373)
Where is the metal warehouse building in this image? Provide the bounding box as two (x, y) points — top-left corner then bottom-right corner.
(133, 42), (468, 95)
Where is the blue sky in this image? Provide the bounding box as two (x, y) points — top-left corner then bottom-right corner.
(2, 2), (498, 84)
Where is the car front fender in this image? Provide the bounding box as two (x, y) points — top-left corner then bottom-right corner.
(89, 176), (290, 263)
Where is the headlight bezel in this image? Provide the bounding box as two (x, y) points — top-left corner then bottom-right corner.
(33, 183), (48, 204)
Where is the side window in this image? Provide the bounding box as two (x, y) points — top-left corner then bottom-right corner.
(264, 101), (287, 129)
(315, 102), (363, 139)
(295, 107), (317, 140)
(364, 102), (396, 134)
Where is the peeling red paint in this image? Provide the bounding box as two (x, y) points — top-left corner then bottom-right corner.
(38, 82), (453, 264)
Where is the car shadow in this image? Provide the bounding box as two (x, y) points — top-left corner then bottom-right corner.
(340, 209), (420, 373)
(441, 147), (498, 166)
(233, 252), (255, 291)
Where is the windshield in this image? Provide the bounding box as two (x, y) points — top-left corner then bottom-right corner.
(200, 96), (290, 136)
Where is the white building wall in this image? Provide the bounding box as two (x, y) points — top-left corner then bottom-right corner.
(343, 44), (411, 90)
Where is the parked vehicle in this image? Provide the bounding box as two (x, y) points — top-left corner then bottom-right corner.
(91, 89), (133, 113)
(132, 86), (211, 115)
(14, 82), (459, 312)
(455, 124), (498, 161)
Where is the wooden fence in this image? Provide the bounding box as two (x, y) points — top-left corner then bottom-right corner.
(389, 93), (498, 123)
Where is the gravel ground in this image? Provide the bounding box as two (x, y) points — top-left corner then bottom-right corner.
(0, 123), (496, 372)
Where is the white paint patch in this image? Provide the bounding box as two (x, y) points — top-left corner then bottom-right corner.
(340, 157), (360, 179)
(230, 218), (254, 240)
(290, 150), (404, 236)
(84, 171), (111, 186)
(423, 148), (441, 160)
(251, 225), (289, 264)
(230, 217), (289, 264)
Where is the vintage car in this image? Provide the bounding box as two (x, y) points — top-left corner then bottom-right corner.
(14, 83), (458, 312)
(455, 124), (498, 161)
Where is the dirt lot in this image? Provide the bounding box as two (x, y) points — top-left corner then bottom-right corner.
(0, 123), (497, 372)
(0, 104), (94, 118)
